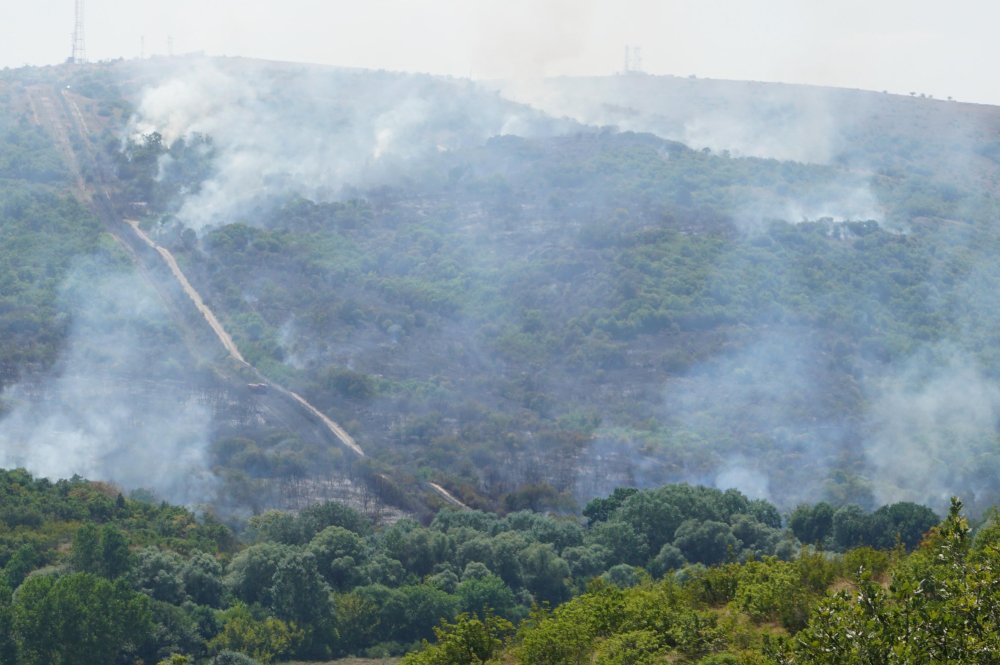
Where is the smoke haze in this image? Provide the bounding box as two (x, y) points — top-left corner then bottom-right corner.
(0, 260), (215, 504)
(128, 59), (573, 231)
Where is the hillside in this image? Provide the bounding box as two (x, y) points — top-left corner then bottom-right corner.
(0, 467), (956, 662)
(497, 73), (1000, 186)
(2, 57), (1000, 519)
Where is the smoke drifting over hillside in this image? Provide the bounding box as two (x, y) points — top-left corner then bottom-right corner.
(498, 76), (845, 164)
(0, 263), (215, 505)
(731, 183), (882, 234)
(865, 348), (1000, 511)
(128, 59), (573, 231)
(4, 56), (998, 516)
(122, 62), (999, 513)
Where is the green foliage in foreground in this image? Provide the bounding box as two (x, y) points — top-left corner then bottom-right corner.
(403, 498), (1000, 664)
(11, 572), (151, 665)
(4, 467), (995, 664)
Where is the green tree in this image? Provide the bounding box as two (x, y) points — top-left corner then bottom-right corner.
(140, 600), (205, 664)
(562, 543), (612, 581)
(793, 499), (1000, 663)
(389, 584), (461, 643)
(519, 543), (571, 604)
(70, 523), (102, 574)
(100, 524), (132, 579)
(12, 572), (151, 665)
(788, 502), (834, 546)
(613, 490), (684, 554)
(592, 630), (665, 665)
(307, 525), (368, 591)
(333, 591), (381, 654)
(225, 543), (292, 606)
(297, 501), (372, 539)
(268, 551), (335, 657)
(212, 651), (263, 665)
(673, 520), (738, 566)
(0, 579), (15, 665)
(401, 612), (513, 665)
(383, 521), (453, 577)
(583, 487), (639, 525)
(209, 604), (302, 664)
(586, 521), (649, 567)
(831, 505), (872, 550)
(2, 544), (36, 589)
(133, 547), (186, 603)
(456, 574), (516, 618)
(648, 544), (686, 577)
(869, 501), (938, 550)
(246, 511), (301, 545)
(182, 551), (224, 607)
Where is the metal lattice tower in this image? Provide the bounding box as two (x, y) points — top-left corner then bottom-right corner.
(624, 45), (642, 74)
(71, 0), (86, 63)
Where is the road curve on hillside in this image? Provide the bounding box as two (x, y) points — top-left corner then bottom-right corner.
(428, 482), (470, 509)
(123, 220), (248, 365)
(33, 83), (367, 461)
(286, 390), (365, 457)
(120, 220), (366, 458)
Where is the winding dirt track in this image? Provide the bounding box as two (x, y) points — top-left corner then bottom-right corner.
(113, 219), (366, 458)
(28, 87), (88, 198)
(33, 82), (367, 461)
(285, 390), (364, 457)
(123, 220), (248, 365)
(123, 217), (367, 458)
(428, 482), (470, 509)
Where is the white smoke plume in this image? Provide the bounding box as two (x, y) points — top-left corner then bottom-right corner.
(729, 181), (883, 234)
(658, 327), (846, 506)
(127, 58), (570, 231)
(498, 75), (846, 164)
(714, 457), (771, 501)
(0, 262), (215, 504)
(865, 347), (1000, 512)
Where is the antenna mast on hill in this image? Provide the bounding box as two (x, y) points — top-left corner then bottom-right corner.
(70, 0), (86, 63)
(623, 45), (643, 75)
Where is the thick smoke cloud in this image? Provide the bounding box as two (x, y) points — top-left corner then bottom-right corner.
(498, 76), (845, 164)
(658, 327), (847, 506)
(730, 182), (882, 234)
(112, 59), (1000, 514)
(128, 58), (570, 231)
(864, 347), (1000, 512)
(498, 74), (1000, 510)
(0, 262), (215, 504)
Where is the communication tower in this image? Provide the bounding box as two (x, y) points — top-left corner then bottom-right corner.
(70, 0), (86, 63)
(623, 45), (643, 75)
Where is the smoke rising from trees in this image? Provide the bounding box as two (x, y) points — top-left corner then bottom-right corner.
(0, 262), (216, 505)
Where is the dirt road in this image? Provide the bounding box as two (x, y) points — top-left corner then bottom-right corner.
(124, 220), (248, 365)
(33, 82), (368, 461)
(428, 482), (470, 509)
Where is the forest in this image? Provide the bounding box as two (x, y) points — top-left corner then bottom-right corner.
(0, 467), (968, 664)
(4, 55), (1000, 662)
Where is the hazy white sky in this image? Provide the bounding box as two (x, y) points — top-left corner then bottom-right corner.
(4, 0), (999, 104)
